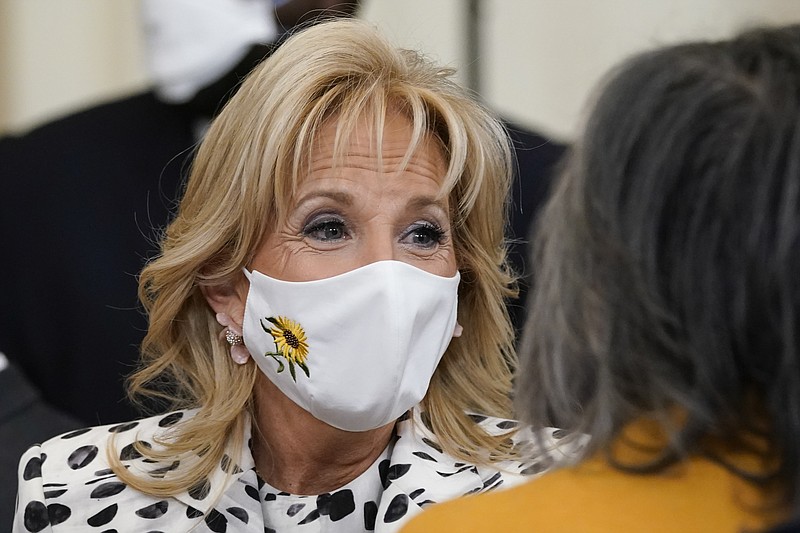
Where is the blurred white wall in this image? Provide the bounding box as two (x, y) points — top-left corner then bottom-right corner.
(482, 0), (800, 139)
(0, 0), (147, 134)
(3, 1), (800, 138)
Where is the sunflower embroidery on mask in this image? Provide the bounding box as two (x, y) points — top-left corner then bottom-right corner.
(260, 316), (310, 381)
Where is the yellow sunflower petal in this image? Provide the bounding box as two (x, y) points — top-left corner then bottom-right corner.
(265, 316), (310, 366)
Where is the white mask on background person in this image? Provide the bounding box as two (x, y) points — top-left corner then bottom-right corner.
(140, 0), (277, 103)
(241, 260), (461, 432)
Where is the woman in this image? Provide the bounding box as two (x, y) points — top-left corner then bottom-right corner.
(13, 19), (570, 533)
(402, 24), (800, 532)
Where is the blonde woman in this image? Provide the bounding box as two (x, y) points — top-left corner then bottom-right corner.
(13, 19), (569, 533)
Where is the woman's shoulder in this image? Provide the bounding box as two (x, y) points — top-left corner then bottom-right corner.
(14, 411), (258, 532)
(397, 410), (580, 468)
(14, 409), (197, 532)
(385, 410), (581, 520)
(26, 409), (193, 472)
(464, 413), (584, 472)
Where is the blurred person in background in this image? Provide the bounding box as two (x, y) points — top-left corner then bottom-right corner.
(1, 2), (358, 527)
(402, 23), (800, 532)
(0, 0), (359, 426)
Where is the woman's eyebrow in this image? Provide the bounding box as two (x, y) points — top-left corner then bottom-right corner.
(294, 190), (354, 207)
(406, 195), (449, 215)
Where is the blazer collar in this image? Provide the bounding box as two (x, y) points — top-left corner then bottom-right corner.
(158, 408), (531, 532)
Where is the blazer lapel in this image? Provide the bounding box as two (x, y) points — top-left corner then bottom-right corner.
(169, 413), (261, 531)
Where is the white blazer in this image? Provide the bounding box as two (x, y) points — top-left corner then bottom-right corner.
(13, 408), (573, 532)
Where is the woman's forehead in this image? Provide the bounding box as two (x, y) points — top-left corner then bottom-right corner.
(308, 111), (443, 168)
(285, 110), (449, 191)
(314, 108), (430, 150)
(269, 106), (460, 222)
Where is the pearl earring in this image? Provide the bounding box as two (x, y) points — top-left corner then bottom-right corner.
(216, 313), (250, 364)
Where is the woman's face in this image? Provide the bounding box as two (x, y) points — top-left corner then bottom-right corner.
(249, 111), (457, 281)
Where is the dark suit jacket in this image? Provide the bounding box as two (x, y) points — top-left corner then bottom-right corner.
(0, 363), (81, 530)
(0, 92), (195, 424)
(0, 43), (288, 427)
(504, 123), (566, 333)
(0, 41), (288, 427)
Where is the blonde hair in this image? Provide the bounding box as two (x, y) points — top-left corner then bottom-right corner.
(116, 18), (517, 495)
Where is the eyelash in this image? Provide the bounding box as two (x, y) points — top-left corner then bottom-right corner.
(302, 215), (348, 242)
(403, 222), (446, 248)
(301, 216), (447, 248)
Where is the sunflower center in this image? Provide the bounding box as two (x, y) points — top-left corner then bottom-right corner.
(283, 330), (300, 349)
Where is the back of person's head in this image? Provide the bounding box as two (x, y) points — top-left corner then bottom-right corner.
(518, 24), (800, 508)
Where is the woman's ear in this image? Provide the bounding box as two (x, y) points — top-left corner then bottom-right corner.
(200, 273), (249, 328)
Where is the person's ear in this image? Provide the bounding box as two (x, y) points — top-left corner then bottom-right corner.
(200, 273), (249, 328)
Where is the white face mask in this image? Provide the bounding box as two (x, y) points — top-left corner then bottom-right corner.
(241, 260), (460, 432)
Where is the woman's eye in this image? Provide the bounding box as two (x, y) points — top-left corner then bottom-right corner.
(403, 222), (446, 249)
(303, 218), (348, 242)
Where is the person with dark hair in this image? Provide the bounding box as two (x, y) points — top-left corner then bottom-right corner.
(402, 23), (800, 532)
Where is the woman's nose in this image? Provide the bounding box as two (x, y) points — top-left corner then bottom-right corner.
(359, 231), (397, 265)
